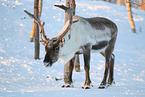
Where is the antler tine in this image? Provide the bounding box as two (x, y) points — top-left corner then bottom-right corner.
(24, 10), (49, 42)
(54, 4), (73, 43)
(54, 5), (68, 11)
(54, 4), (73, 20)
(40, 22), (45, 42)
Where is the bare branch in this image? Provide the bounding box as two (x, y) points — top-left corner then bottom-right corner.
(126, 0), (145, 7)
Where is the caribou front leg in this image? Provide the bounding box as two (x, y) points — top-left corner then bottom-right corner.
(74, 55), (80, 72)
(82, 44), (92, 89)
(62, 57), (75, 88)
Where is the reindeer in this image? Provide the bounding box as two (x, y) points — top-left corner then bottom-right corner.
(24, 4), (118, 89)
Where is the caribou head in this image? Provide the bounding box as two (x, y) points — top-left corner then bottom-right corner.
(42, 5), (74, 67)
(42, 37), (65, 67)
(24, 5), (74, 67)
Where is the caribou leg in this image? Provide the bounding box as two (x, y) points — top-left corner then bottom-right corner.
(82, 45), (92, 89)
(107, 37), (116, 86)
(74, 55), (80, 72)
(107, 53), (115, 85)
(98, 51), (110, 89)
(62, 57), (75, 88)
(99, 37), (116, 89)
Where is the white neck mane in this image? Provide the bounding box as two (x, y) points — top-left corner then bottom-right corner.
(58, 16), (111, 64)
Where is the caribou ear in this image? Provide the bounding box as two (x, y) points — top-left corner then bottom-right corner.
(60, 38), (65, 44)
(59, 38), (65, 47)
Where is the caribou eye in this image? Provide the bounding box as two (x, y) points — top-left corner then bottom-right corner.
(55, 47), (59, 51)
(53, 39), (57, 42)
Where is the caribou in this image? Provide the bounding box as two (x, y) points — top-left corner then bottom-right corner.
(24, 4), (118, 89)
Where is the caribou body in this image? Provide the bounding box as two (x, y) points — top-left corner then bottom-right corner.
(25, 4), (118, 89)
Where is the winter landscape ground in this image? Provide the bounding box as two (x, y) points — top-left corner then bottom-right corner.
(0, 0), (145, 97)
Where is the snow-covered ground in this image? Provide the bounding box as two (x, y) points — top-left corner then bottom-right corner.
(0, 0), (145, 97)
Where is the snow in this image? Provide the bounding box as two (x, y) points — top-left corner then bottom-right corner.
(0, 0), (145, 97)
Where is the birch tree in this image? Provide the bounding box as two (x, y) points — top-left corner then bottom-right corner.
(30, 22), (35, 42)
(140, 0), (145, 10)
(64, 0), (80, 82)
(135, 0), (139, 9)
(126, 0), (136, 33)
(30, 0), (43, 59)
(64, 0), (71, 82)
(34, 0), (40, 59)
(118, 0), (125, 6)
(105, 0), (116, 3)
(30, 0), (43, 43)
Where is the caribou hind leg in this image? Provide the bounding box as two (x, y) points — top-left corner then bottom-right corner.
(99, 37), (116, 89)
(98, 51), (110, 89)
(107, 53), (115, 86)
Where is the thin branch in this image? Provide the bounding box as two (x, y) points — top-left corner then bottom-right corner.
(126, 0), (145, 6)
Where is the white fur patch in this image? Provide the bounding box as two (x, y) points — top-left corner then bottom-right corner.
(55, 20), (70, 38)
(58, 16), (112, 64)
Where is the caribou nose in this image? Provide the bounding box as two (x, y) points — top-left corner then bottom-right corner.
(43, 62), (52, 68)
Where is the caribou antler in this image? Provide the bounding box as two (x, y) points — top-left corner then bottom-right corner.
(54, 4), (73, 43)
(24, 10), (49, 43)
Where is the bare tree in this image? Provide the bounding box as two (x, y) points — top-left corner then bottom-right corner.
(64, 0), (71, 82)
(30, 22), (35, 42)
(118, 0), (125, 6)
(129, 0), (139, 9)
(105, 0), (117, 3)
(105, 0), (110, 2)
(135, 0), (139, 9)
(30, 0), (43, 43)
(126, 0), (136, 33)
(64, 0), (80, 82)
(34, 0), (40, 59)
(71, 0), (80, 72)
(29, 0), (43, 59)
(140, 0), (145, 10)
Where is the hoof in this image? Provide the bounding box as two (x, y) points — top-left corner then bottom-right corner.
(62, 83), (73, 88)
(106, 81), (115, 87)
(82, 86), (91, 89)
(98, 85), (107, 89)
(108, 81), (115, 85)
(82, 84), (93, 89)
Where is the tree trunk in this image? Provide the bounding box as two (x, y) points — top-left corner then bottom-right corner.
(30, 0), (42, 42)
(64, 0), (70, 82)
(105, 0), (117, 3)
(71, 0), (80, 72)
(111, 0), (117, 3)
(126, 0), (136, 33)
(38, 0), (43, 18)
(71, 0), (76, 16)
(140, 0), (145, 10)
(34, 0), (40, 59)
(106, 0), (110, 2)
(30, 22), (35, 42)
(118, 0), (125, 6)
(64, 0), (80, 82)
(64, 0), (70, 24)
